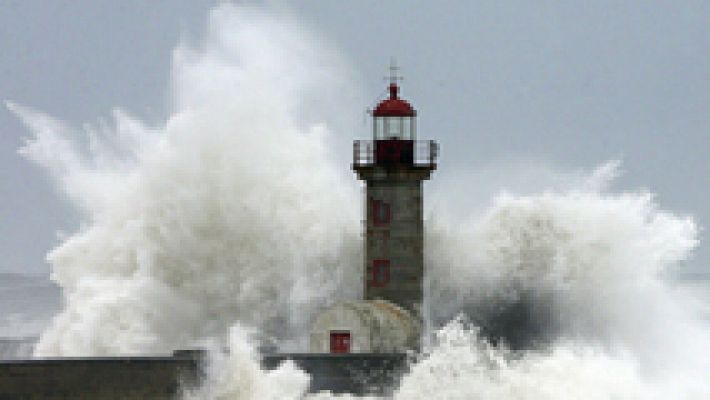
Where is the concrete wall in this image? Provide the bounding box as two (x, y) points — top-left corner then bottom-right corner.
(0, 352), (407, 398)
(0, 355), (199, 400)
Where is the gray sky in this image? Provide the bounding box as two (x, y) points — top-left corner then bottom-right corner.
(1, 1), (708, 275)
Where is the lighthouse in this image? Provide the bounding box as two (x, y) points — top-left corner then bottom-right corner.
(353, 68), (437, 316)
(310, 67), (438, 354)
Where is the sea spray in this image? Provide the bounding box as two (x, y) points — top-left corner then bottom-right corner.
(10, 4), (362, 356)
(418, 166), (708, 398)
(426, 168), (704, 355)
(182, 325), (310, 400)
(394, 318), (650, 400)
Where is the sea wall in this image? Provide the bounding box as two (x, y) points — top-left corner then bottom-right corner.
(0, 354), (199, 400)
(0, 351), (407, 399)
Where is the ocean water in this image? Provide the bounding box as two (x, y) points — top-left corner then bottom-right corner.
(6, 3), (709, 399)
(0, 273), (59, 338)
(0, 273), (57, 358)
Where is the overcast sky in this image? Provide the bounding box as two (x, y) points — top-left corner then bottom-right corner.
(1, 1), (708, 275)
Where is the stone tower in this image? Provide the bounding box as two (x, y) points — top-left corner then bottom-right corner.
(352, 71), (438, 317)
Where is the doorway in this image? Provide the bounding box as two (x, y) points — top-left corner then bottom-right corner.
(329, 331), (351, 353)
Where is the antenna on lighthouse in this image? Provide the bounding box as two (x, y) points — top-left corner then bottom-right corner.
(386, 58), (403, 85)
(383, 58), (404, 100)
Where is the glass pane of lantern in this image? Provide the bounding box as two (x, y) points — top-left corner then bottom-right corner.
(402, 117), (412, 140)
(374, 117), (385, 140)
(386, 117), (401, 138)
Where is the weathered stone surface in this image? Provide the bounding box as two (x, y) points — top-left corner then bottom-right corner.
(355, 165), (433, 317)
(0, 352), (407, 398)
(309, 300), (419, 353)
(0, 354), (199, 400)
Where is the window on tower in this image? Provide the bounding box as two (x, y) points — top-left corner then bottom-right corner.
(402, 117), (413, 139)
(374, 116), (416, 140)
(370, 259), (390, 287)
(386, 118), (401, 137)
(372, 199), (391, 226)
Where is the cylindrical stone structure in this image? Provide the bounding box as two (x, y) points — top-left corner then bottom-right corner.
(352, 78), (437, 319)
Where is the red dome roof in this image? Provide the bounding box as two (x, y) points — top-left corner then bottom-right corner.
(373, 83), (416, 117)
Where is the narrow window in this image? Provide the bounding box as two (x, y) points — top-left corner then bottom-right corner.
(370, 259), (390, 287)
(330, 331), (351, 353)
(372, 199), (391, 226)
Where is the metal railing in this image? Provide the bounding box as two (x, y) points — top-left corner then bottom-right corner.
(353, 140), (438, 167)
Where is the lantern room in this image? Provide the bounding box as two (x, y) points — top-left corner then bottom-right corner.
(372, 83), (416, 140)
(353, 67), (437, 169)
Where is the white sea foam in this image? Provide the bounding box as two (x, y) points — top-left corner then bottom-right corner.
(411, 180), (708, 399)
(10, 4), (361, 356)
(181, 325), (311, 400)
(8, 3), (708, 398)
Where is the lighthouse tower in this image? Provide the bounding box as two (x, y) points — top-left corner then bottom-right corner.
(353, 70), (437, 316)
(309, 68), (437, 354)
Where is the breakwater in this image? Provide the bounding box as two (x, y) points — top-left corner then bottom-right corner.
(0, 351), (407, 399)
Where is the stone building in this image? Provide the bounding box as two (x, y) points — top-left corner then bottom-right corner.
(310, 71), (438, 354)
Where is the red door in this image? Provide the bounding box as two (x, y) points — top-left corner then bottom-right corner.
(330, 331), (351, 353)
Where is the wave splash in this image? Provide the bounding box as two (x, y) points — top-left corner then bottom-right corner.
(8, 3), (708, 399)
(10, 4), (361, 356)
